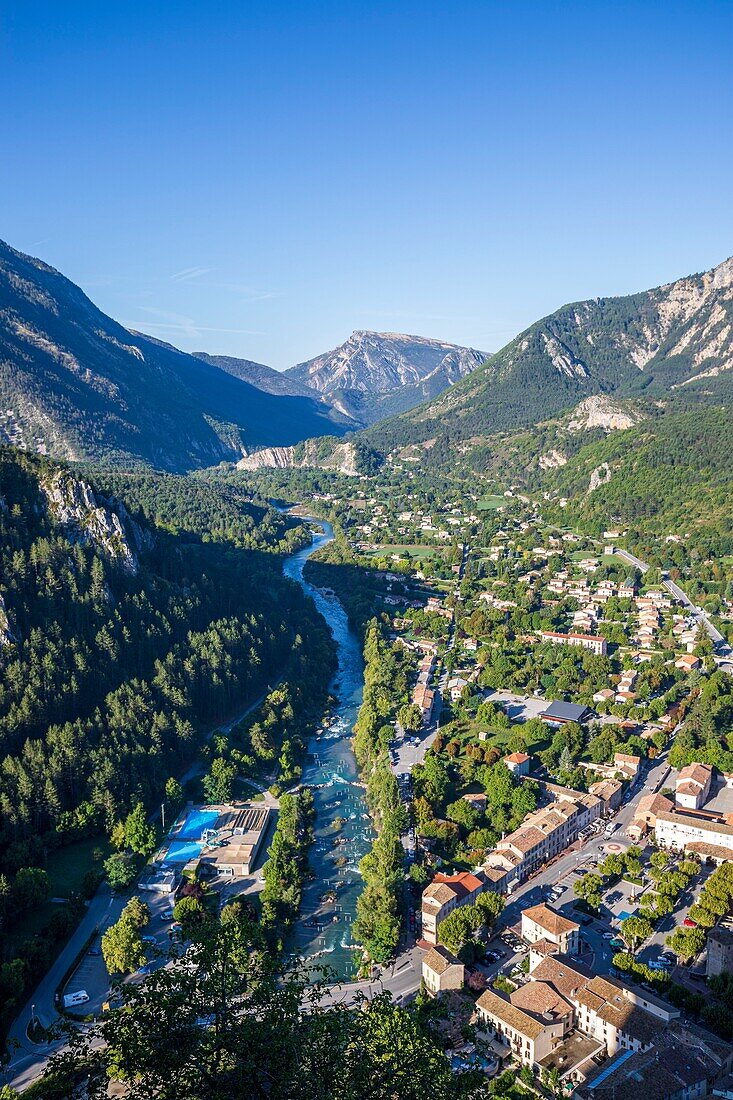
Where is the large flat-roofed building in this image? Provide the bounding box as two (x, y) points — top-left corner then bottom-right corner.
(199, 805), (271, 878)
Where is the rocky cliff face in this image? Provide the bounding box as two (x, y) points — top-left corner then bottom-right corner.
(41, 470), (149, 573)
(288, 330), (486, 394)
(0, 593), (15, 648)
(566, 395), (641, 432)
(237, 439), (361, 476)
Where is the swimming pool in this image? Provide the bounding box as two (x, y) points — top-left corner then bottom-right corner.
(160, 808), (220, 865)
(164, 839), (206, 864)
(176, 809), (220, 840)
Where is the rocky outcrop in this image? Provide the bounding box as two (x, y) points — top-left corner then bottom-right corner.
(41, 470), (148, 573)
(0, 593), (15, 647)
(567, 395), (641, 432)
(588, 463), (612, 492)
(539, 449), (568, 469)
(237, 439), (360, 476)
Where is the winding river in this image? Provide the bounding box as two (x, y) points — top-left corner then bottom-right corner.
(282, 519), (372, 978)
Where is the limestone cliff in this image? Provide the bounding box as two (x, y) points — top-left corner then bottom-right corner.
(41, 470), (150, 573)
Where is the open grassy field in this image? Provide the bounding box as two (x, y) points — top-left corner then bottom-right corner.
(368, 543), (440, 560)
(477, 495), (506, 511)
(4, 835), (111, 954)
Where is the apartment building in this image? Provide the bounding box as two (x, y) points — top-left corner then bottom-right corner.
(522, 904), (580, 956)
(655, 808), (733, 863)
(476, 987), (568, 1068)
(540, 630), (608, 656)
(476, 957), (693, 1084)
(483, 790), (598, 890)
(420, 871), (483, 945)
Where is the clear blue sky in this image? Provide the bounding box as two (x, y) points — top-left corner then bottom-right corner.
(1, 1), (731, 369)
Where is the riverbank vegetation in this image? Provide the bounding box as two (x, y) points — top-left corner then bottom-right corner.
(260, 789), (315, 950)
(352, 620), (410, 965)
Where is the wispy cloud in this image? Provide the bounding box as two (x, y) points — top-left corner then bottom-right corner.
(169, 266), (211, 282)
(216, 281), (281, 303)
(123, 307), (265, 341)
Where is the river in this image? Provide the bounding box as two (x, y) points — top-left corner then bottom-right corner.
(282, 518), (372, 978)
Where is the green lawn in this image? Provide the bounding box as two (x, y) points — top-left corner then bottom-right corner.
(45, 835), (111, 898)
(477, 495), (505, 511)
(4, 835), (111, 954)
(368, 543), (439, 560)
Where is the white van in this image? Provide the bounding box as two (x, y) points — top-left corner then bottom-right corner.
(63, 990), (90, 1008)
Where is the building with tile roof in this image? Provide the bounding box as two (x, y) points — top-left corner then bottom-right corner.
(421, 945), (464, 995)
(522, 904), (580, 955)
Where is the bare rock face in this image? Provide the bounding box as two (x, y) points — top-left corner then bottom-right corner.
(41, 470), (147, 573)
(284, 331), (487, 425)
(288, 331), (486, 395)
(237, 440), (360, 476)
(567, 395), (641, 432)
(588, 463), (612, 492)
(0, 593), (15, 648)
(539, 449), (568, 469)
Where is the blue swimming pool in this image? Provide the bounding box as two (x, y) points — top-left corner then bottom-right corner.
(164, 839), (206, 864)
(176, 809), (220, 840)
(160, 808), (220, 865)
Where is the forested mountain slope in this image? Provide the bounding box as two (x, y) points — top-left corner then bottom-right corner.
(286, 330), (487, 425)
(0, 448), (334, 1024)
(363, 255), (733, 456)
(193, 350), (345, 406)
(0, 240), (350, 471)
(541, 404), (733, 544)
(0, 449), (312, 834)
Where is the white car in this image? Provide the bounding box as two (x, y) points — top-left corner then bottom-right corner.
(602, 932), (614, 940)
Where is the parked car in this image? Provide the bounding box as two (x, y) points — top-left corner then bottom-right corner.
(602, 932), (614, 940)
(683, 917), (697, 928)
(87, 947), (101, 956)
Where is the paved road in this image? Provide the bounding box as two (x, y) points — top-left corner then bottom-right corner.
(615, 548), (730, 654)
(4, 883), (123, 1092)
(4, 687), (276, 1093)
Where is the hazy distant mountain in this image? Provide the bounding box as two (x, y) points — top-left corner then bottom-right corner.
(286, 330), (488, 425)
(193, 351), (322, 401)
(364, 255), (733, 456)
(0, 240), (351, 470)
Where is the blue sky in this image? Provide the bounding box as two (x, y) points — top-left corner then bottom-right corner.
(1, 1), (731, 369)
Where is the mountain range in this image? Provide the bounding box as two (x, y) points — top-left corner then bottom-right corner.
(0, 238), (490, 469)
(192, 351), (320, 401)
(0, 240), (351, 470)
(364, 255), (733, 460)
(1, 236), (732, 486)
(286, 329), (488, 425)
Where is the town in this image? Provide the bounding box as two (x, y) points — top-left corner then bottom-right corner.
(294, 469), (733, 1098)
